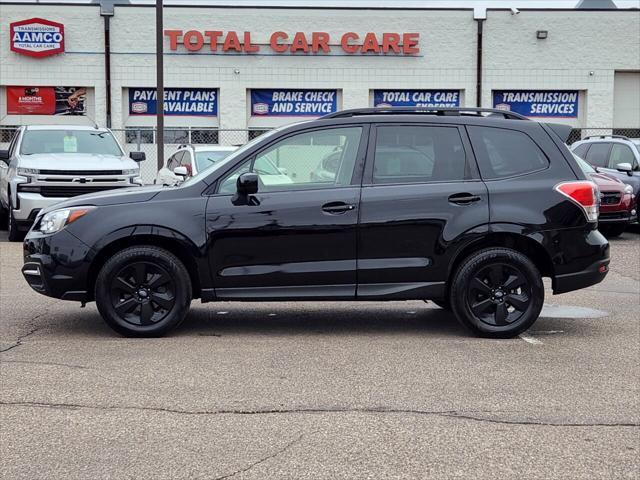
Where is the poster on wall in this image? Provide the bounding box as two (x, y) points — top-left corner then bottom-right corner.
(128, 88), (218, 116)
(7, 86), (86, 115)
(251, 89), (337, 116)
(373, 90), (461, 108)
(492, 90), (579, 118)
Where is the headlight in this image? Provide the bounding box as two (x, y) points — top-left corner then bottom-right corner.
(39, 207), (95, 234)
(123, 168), (139, 175)
(624, 185), (633, 195)
(17, 167), (39, 176)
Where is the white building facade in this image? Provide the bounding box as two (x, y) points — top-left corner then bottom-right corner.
(1, 2), (639, 145)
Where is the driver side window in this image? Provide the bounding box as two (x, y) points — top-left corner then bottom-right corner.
(217, 127), (362, 194)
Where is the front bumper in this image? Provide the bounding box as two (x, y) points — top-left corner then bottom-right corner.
(22, 229), (93, 301)
(598, 211), (634, 224)
(14, 192), (67, 223)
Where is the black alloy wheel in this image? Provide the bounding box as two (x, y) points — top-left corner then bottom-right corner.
(450, 247), (544, 338)
(110, 261), (176, 326)
(467, 263), (531, 327)
(95, 246), (192, 337)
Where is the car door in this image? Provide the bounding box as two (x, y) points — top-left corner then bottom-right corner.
(205, 125), (367, 299)
(356, 123), (488, 300)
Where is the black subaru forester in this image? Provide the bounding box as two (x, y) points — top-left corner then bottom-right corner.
(22, 107), (609, 338)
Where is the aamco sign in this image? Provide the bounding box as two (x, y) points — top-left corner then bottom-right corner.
(10, 18), (65, 58)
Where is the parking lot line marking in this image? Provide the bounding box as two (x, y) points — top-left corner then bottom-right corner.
(217, 311), (229, 315)
(519, 333), (544, 345)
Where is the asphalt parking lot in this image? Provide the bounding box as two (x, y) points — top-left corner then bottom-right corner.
(1, 228), (638, 479)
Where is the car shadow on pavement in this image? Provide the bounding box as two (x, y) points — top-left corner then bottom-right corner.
(173, 303), (469, 339)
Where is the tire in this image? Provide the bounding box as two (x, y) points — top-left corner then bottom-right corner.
(95, 246), (192, 337)
(450, 247), (544, 338)
(600, 224), (626, 238)
(7, 203), (23, 242)
(432, 299), (451, 310)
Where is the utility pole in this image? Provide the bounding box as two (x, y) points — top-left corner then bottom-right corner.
(155, 0), (164, 170)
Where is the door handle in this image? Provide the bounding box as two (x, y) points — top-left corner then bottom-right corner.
(322, 202), (356, 214)
(448, 193), (481, 205)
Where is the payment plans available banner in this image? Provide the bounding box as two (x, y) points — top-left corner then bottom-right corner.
(493, 90), (579, 118)
(374, 90), (461, 108)
(129, 88), (218, 116)
(251, 89), (337, 116)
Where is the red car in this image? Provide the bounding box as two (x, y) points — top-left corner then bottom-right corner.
(575, 156), (636, 237)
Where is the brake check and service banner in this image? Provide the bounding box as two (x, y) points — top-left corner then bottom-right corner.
(129, 88), (218, 116)
(493, 90), (579, 118)
(251, 89), (337, 116)
(373, 90), (461, 108)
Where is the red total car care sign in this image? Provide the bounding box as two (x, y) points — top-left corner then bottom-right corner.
(164, 30), (420, 55)
(10, 18), (65, 58)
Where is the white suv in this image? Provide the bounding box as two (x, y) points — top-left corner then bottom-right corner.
(156, 144), (238, 186)
(0, 125), (144, 241)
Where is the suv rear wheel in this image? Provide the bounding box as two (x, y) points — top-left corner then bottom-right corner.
(450, 248), (544, 338)
(95, 246), (192, 337)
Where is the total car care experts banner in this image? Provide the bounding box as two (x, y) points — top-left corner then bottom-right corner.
(129, 88), (218, 116)
(374, 90), (461, 108)
(251, 89), (337, 116)
(493, 90), (579, 118)
(7, 86), (86, 115)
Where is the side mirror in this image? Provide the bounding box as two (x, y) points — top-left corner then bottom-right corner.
(0, 150), (9, 163)
(616, 162), (633, 176)
(236, 172), (259, 195)
(173, 166), (189, 177)
(129, 151), (146, 162)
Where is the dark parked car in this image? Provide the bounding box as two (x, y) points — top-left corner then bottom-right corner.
(574, 155), (636, 237)
(22, 107), (610, 338)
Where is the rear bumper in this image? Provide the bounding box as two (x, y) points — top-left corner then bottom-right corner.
(553, 257), (610, 294)
(551, 228), (610, 294)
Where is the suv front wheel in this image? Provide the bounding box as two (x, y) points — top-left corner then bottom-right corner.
(450, 248), (544, 338)
(95, 246), (192, 337)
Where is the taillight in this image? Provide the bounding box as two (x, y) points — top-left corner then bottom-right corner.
(555, 181), (599, 222)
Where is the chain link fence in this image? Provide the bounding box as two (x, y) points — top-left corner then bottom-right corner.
(1, 125), (638, 184)
(0, 126), (270, 184)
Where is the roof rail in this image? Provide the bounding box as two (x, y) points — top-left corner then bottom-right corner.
(583, 134), (630, 141)
(320, 107), (530, 121)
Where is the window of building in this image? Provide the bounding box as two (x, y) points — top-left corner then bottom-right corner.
(248, 130), (270, 141)
(125, 127), (155, 145)
(468, 126), (549, 179)
(373, 126), (467, 184)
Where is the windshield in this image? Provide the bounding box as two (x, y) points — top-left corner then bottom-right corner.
(181, 127), (286, 187)
(572, 152), (596, 175)
(195, 150), (236, 171)
(20, 129), (123, 156)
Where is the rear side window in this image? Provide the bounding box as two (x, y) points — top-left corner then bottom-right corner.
(373, 126), (467, 184)
(584, 143), (611, 167)
(572, 143), (589, 159)
(468, 126), (549, 179)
